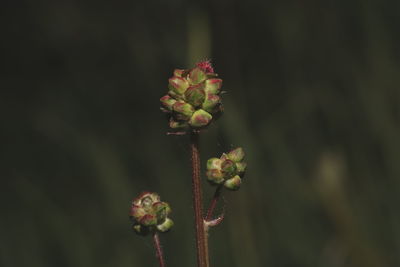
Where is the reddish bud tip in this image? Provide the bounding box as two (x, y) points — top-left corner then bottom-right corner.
(196, 60), (214, 73)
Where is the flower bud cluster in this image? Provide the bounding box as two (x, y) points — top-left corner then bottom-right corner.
(160, 61), (223, 130)
(129, 192), (173, 235)
(206, 147), (247, 190)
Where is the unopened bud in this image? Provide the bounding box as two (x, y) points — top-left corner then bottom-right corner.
(206, 169), (224, 184)
(188, 109), (212, 128)
(205, 78), (222, 95)
(207, 158), (222, 170)
(173, 101), (194, 120)
(188, 67), (206, 85)
(224, 175), (242, 190)
(160, 95), (177, 111)
(156, 218), (174, 233)
(185, 84), (206, 107)
(236, 162), (247, 176)
(202, 93), (220, 113)
(221, 159), (237, 177)
(227, 147), (245, 162)
(169, 76), (189, 95)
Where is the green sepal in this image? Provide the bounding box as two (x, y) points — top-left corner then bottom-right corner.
(206, 169), (224, 184)
(153, 202), (171, 222)
(206, 158), (222, 170)
(227, 147), (245, 162)
(188, 67), (206, 85)
(185, 84), (206, 107)
(169, 76), (189, 95)
(202, 93), (220, 113)
(188, 109), (212, 128)
(224, 175), (241, 190)
(221, 159), (237, 178)
(157, 218), (174, 233)
(173, 101), (194, 120)
(205, 78), (222, 94)
(160, 95), (177, 111)
(236, 162), (247, 176)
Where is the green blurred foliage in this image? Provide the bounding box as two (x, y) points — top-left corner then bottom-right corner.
(2, 0), (400, 266)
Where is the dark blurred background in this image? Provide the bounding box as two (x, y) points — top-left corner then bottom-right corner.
(2, 0), (400, 266)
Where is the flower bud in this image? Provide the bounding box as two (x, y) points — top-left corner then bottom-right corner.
(188, 67), (206, 85)
(206, 158), (222, 170)
(227, 147), (245, 162)
(221, 159), (237, 177)
(130, 205), (146, 220)
(130, 192), (173, 235)
(173, 101), (194, 120)
(236, 162), (247, 176)
(206, 169), (224, 184)
(153, 202), (171, 222)
(156, 218), (174, 233)
(202, 93), (220, 113)
(185, 84), (206, 107)
(224, 175), (241, 190)
(205, 78), (222, 95)
(160, 95), (177, 111)
(188, 109), (212, 128)
(169, 76), (189, 95)
(205, 147), (247, 190)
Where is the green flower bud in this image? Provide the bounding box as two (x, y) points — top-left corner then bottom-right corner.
(221, 159), (237, 177)
(153, 202), (171, 222)
(202, 93), (220, 113)
(206, 158), (222, 170)
(160, 95), (177, 111)
(188, 109), (212, 128)
(205, 78), (222, 95)
(173, 101), (194, 120)
(206, 169), (224, 184)
(130, 192), (173, 235)
(169, 76), (189, 95)
(156, 218), (174, 233)
(185, 84), (206, 107)
(227, 147), (245, 162)
(130, 205), (146, 220)
(236, 162), (247, 176)
(188, 67), (206, 85)
(161, 61), (224, 130)
(205, 147), (247, 190)
(224, 175), (242, 190)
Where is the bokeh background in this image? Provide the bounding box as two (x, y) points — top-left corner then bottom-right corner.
(2, 0), (400, 266)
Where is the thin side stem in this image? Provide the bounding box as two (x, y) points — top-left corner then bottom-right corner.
(190, 131), (208, 267)
(153, 232), (166, 267)
(205, 185), (223, 221)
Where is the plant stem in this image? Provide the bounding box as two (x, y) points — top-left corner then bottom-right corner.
(153, 232), (166, 267)
(205, 185), (223, 221)
(190, 131), (208, 267)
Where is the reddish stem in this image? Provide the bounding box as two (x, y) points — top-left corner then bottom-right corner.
(205, 185), (223, 221)
(153, 232), (166, 267)
(190, 131), (208, 267)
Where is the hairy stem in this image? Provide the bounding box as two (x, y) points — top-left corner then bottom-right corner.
(205, 185), (223, 221)
(153, 232), (166, 267)
(190, 131), (209, 267)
